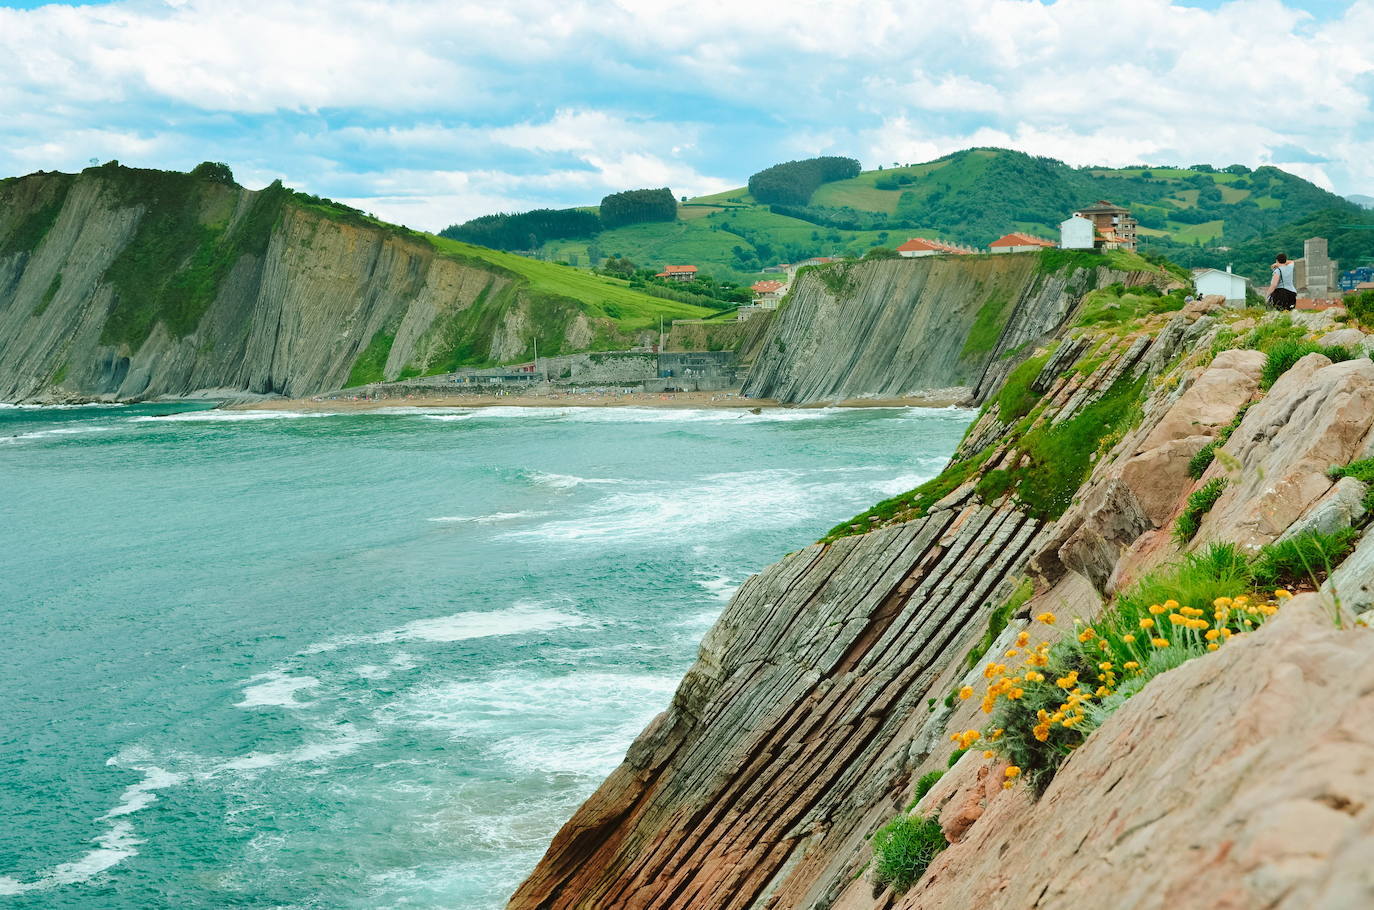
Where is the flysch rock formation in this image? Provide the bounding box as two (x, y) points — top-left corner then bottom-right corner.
(512, 292), (1374, 910)
(0, 165), (648, 403)
(741, 254), (1165, 405)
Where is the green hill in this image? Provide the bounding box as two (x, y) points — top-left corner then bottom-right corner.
(517, 148), (1363, 282)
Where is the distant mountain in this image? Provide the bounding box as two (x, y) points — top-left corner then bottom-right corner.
(1347, 193), (1374, 209)
(466, 148), (1361, 281)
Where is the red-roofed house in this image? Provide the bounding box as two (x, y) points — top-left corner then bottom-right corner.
(750, 279), (786, 300)
(656, 265), (698, 281)
(896, 237), (976, 257)
(989, 232), (1056, 254)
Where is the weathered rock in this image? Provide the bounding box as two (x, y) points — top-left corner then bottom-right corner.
(1200, 356), (1374, 548)
(1324, 529), (1374, 614)
(1275, 476), (1368, 542)
(1320, 327), (1368, 351)
(742, 257), (1158, 405)
(508, 505), (1048, 910)
(1292, 308), (1344, 332)
(877, 594), (1374, 910)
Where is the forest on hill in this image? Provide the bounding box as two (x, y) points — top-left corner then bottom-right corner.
(444, 149), (1369, 284)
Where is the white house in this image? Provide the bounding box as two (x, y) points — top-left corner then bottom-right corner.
(1193, 266), (1249, 304)
(1059, 215), (1095, 250)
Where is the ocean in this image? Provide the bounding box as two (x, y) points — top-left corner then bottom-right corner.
(0, 402), (973, 908)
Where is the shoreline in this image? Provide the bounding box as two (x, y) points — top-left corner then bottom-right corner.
(219, 390), (972, 412)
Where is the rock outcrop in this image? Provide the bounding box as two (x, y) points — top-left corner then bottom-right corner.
(741, 254), (1163, 405)
(512, 297), (1374, 910)
(0, 165), (662, 402)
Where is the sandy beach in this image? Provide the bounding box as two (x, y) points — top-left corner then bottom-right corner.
(223, 389), (971, 412)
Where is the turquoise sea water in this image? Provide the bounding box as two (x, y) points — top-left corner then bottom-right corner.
(0, 402), (972, 908)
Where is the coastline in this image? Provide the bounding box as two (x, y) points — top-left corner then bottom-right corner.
(220, 389), (973, 412)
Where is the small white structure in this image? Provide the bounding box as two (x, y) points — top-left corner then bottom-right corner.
(1059, 215), (1095, 250)
(1193, 266), (1249, 304)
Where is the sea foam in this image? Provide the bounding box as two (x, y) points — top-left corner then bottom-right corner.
(300, 601), (584, 654)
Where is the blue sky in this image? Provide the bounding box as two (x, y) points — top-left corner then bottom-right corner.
(2, 0), (1372, 230)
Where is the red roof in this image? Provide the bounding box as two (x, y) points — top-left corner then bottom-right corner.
(896, 237), (972, 254)
(990, 232), (1055, 248)
(658, 264), (697, 274)
(751, 280), (786, 293)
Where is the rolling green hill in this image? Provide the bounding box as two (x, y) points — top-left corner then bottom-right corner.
(523, 148), (1362, 283)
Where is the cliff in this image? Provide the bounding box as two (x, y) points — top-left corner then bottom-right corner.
(511, 294), (1374, 908)
(741, 251), (1169, 405)
(0, 163), (708, 403)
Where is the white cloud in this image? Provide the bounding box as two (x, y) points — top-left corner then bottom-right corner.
(1, 0), (1373, 223)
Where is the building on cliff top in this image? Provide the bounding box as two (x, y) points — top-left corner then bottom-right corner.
(655, 264), (698, 281)
(989, 232), (1056, 253)
(1193, 266), (1250, 304)
(896, 237), (977, 257)
(1060, 214), (1095, 250)
(1071, 200), (1138, 251)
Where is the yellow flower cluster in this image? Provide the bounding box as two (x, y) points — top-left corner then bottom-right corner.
(964, 590), (1291, 790)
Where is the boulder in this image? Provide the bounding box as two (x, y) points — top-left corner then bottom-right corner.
(1325, 529), (1374, 615)
(1319, 327), (1368, 351)
(1275, 476), (1368, 543)
(893, 595), (1374, 910)
(1200, 356), (1374, 548)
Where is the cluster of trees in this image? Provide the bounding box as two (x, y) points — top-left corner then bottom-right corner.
(1143, 208), (1374, 282)
(595, 256), (752, 308)
(439, 208), (601, 251)
(189, 161), (236, 185)
(747, 156), (861, 205)
(599, 187), (677, 229)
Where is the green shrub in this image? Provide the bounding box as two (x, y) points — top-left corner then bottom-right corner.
(821, 448), (994, 542)
(1174, 478), (1228, 544)
(996, 352), (1051, 422)
(909, 770), (945, 808)
(1251, 528), (1360, 589)
(871, 814), (947, 895)
(947, 747), (968, 768)
(1187, 441), (1219, 480)
(1261, 339), (1354, 389)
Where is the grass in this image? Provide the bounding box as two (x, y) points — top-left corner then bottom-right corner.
(1074, 284), (1186, 330)
(1260, 339), (1355, 389)
(0, 174), (74, 258)
(33, 273), (61, 317)
(960, 293), (1013, 359)
(1173, 478), (1228, 544)
(346, 328), (397, 387)
(1251, 528), (1360, 589)
(992, 374), (1148, 521)
(870, 814), (947, 896)
(908, 770), (945, 809)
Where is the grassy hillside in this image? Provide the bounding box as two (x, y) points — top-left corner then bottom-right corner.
(525, 148), (1359, 281)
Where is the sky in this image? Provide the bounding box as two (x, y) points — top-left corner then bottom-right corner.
(1, 0), (1372, 231)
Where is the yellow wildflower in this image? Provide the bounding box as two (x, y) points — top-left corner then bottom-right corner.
(1003, 780), (1015, 790)
(1098, 662), (1114, 671)
(1078, 627), (1097, 642)
(1168, 613), (1186, 626)
(1148, 604), (1166, 615)
(1122, 634), (1136, 644)
(1204, 629), (1220, 642)
(1163, 599), (1179, 610)
(1151, 637), (1170, 648)
(1032, 724), (1050, 742)
(1207, 643), (1219, 651)
(1056, 671), (1079, 689)
(1124, 661), (1139, 670)
(1009, 688), (1024, 700)
(959, 686), (975, 700)
(984, 750), (995, 758)
(1004, 766), (1021, 779)
(1015, 631), (1030, 647)
(1274, 589), (1292, 600)
(1213, 597), (1232, 608)
(1036, 612), (1056, 625)
(1139, 617), (1155, 629)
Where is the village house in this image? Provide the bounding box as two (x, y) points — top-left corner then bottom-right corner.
(989, 232), (1056, 254)
(1071, 200), (1138, 251)
(1060, 214), (1095, 250)
(749, 279), (786, 304)
(655, 264), (698, 282)
(895, 237), (977, 257)
(1193, 266), (1249, 305)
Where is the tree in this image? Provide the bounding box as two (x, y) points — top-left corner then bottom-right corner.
(747, 156), (862, 205)
(599, 188), (677, 228)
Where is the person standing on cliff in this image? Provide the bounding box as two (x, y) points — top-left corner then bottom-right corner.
(1267, 253), (1298, 311)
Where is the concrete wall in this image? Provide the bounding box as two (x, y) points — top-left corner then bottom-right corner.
(1060, 216), (1094, 250)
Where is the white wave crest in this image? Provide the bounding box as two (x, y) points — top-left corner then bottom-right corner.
(300, 602), (584, 654)
(212, 725), (381, 774)
(125, 410), (333, 423)
(1, 425), (112, 443)
(235, 671), (320, 708)
(427, 511), (547, 524)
